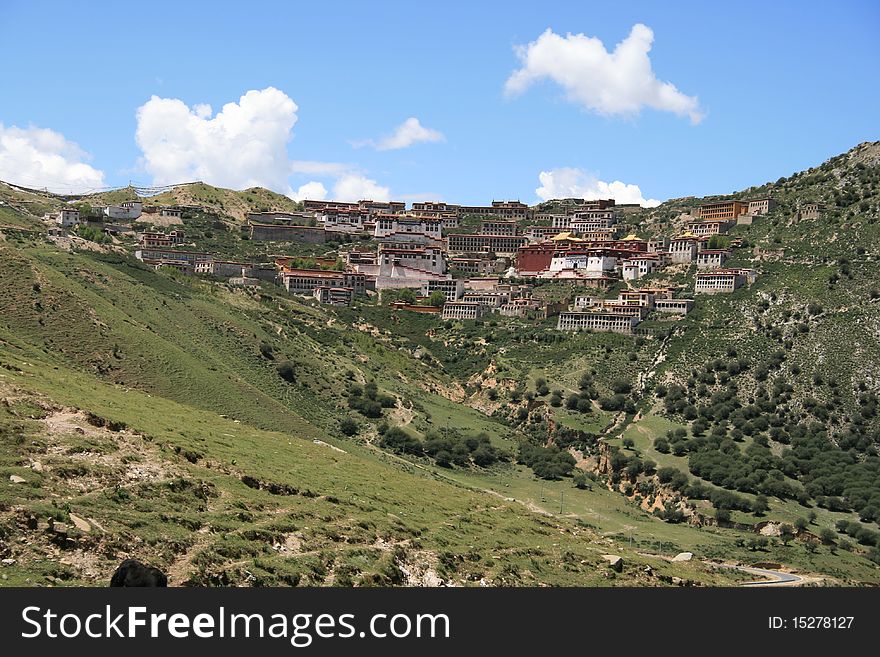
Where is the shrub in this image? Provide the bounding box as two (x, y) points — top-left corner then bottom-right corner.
(339, 418), (359, 437)
(380, 427), (423, 456)
(276, 361), (296, 383)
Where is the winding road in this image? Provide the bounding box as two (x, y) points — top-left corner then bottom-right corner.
(713, 563), (806, 586)
(737, 566), (804, 587)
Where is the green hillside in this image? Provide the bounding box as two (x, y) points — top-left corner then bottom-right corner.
(2, 142), (880, 587)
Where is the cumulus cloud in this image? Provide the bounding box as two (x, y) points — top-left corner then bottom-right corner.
(356, 117), (445, 151)
(291, 181), (328, 201)
(505, 24), (704, 123)
(332, 174), (390, 202)
(135, 87), (299, 190)
(0, 123), (105, 193)
(535, 167), (661, 207)
(134, 87), (394, 201)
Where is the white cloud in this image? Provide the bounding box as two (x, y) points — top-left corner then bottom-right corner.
(0, 123), (105, 193)
(135, 87), (394, 202)
(357, 117), (445, 151)
(332, 174), (390, 202)
(135, 87), (299, 190)
(505, 25), (704, 123)
(535, 168), (661, 207)
(291, 181), (328, 201)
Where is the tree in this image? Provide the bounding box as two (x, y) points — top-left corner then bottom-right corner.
(427, 290), (447, 307)
(715, 508), (731, 524)
(794, 517), (808, 532)
(752, 494), (770, 516)
(276, 361), (296, 383)
(339, 418), (359, 436)
(780, 524), (795, 546)
(819, 528), (837, 545)
(395, 288), (417, 305)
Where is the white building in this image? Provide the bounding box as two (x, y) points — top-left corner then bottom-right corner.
(57, 208), (80, 228)
(320, 210), (367, 233)
(374, 216), (442, 239)
(696, 249), (729, 269)
(421, 278), (465, 301)
(547, 252), (616, 275)
(747, 198), (776, 216)
(442, 301), (487, 320)
(694, 269), (745, 294)
(556, 312), (639, 334)
(379, 246), (446, 275)
(669, 237), (699, 264)
(104, 201), (143, 220)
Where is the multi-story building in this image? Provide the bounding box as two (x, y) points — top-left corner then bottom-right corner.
(246, 211), (314, 224)
(571, 199), (616, 211)
(153, 261), (193, 275)
(195, 260), (254, 278)
(458, 200), (533, 220)
(374, 215), (443, 239)
(447, 233), (528, 256)
(313, 286), (354, 306)
(461, 291), (510, 308)
(249, 223), (327, 243)
(379, 246), (445, 275)
(480, 220), (519, 236)
(697, 201), (748, 221)
(412, 201), (459, 214)
(421, 278), (465, 301)
(57, 208), (80, 228)
(577, 228), (617, 241)
(548, 214), (571, 230)
(621, 254), (661, 280)
(797, 202), (825, 221)
(648, 238), (668, 253)
(359, 200), (405, 215)
(617, 290), (656, 310)
(696, 249), (729, 269)
(302, 199), (359, 212)
(320, 210), (367, 233)
(138, 230), (185, 248)
(516, 242), (558, 274)
(571, 217), (617, 233)
(524, 225), (564, 241)
(654, 299), (694, 315)
(135, 249), (211, 266)
(694, 269), (745, 294)
(104, 201), (143, 220)
(685, 219), (733, 236)
(159, 207), (183, 219)
(449, 256), (496, 275)
(547, 251), (617, 275)
(668, 236), (699, 263)
(573, 295), (602, 310)
(282, 269), (366, 295)
(556, 311), (639, 334)
(747, 198), (776, 216)
(441, 301), (487, 320)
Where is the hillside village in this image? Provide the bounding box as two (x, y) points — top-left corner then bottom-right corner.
(41, 190), (796, 332)
(1, 141), (880, 587)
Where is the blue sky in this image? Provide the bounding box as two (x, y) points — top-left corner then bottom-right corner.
(1, 0), (878, 204)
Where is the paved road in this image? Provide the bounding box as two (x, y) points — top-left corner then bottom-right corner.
(734, 566), (805, 587)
